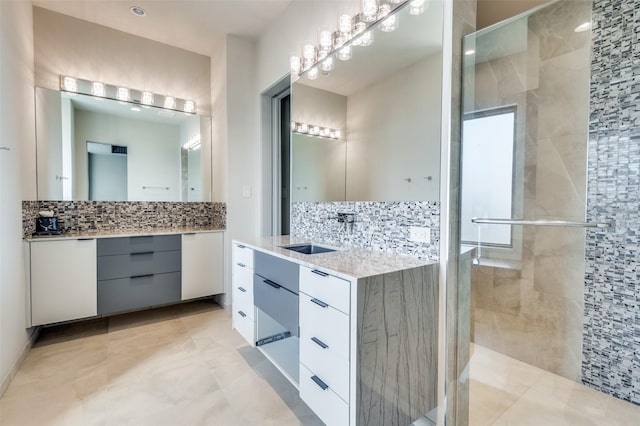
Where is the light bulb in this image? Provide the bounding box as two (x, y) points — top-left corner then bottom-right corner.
(62, 76), (78, 92)
(319, 29), (333, 50)
(317, 48), (329, 60)
(291, 121), (297, 131)
(164, 96), (176, 109)
(183, 100), (195, 114)
(117, 87), (130, 102)
(357, 31), (374, 47)
(362, 0), (378, 22)
(321, 57), (334, 73)
(91, 82), (105, 97)
(354, 21), (366, 36)
(298, 123), (309, 133)
(378, 4), (391, 18)
(409, 0), (425, 15)
(334, 129), (342, 139)
(303, 58), (314, 72)
(141, 91), (154, 106)
(337, 46), (352, 61)
(338, 14), (352, 34)
(290, 55), (301, 75)
(302, 43), (316, 60)
(329, 131), (336, 138)
(308, 67), (318, 80)
(310, 126), (320, 136)
(380, 13), (397, 32)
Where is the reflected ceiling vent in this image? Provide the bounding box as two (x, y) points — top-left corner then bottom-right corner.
(112, 145), (128, 155)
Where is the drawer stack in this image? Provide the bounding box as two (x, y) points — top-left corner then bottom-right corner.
(97, 235), (181, 315)
(298, 265), (351, 426)
(232, 242), (255, 345)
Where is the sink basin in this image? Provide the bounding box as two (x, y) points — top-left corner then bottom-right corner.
(281, 244), (337, 255)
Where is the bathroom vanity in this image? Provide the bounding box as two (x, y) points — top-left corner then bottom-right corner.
(232, 236), (438, 425)
(26, 229), (224, 326)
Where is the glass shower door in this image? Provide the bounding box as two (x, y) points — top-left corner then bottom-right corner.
(452, 1), (640, 424)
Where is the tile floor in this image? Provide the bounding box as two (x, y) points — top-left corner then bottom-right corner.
(469, 344), (640, 425)
(0, 301), (322, 426)
(2, 301), (639, 425)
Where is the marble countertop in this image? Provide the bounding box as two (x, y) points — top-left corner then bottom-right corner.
(25, 227), (225, 242)
(235, 235), (436, 280)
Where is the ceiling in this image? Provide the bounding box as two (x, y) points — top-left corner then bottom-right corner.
(32, 0), (293, 56)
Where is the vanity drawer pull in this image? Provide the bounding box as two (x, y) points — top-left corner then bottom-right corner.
(310, 298), (328, 308)
(237, 262), (246, 268)
(311, 269), (329, 277)
(263, 279), (281, 289)
(237, 244), (246, 249)
(238, 286), (247, 293)
(77, 238), (94, 241)
(238, 310), (247, 318)
(131, 251), (154, 256)
(311, 375), (329, 391)
(311, 337), (329, 349)
(131, 274), (154, 279)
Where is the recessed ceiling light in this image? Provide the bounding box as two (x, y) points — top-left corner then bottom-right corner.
(465, 49), (476, 56)
(130, 107), (141, 112)
(130, 6), (146, 17)
(574, 22), (591, 32)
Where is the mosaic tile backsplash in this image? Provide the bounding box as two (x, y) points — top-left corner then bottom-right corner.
(290, 201), (440, 260)
(582, 0), (640, 404)
(22, 201), (226, 238)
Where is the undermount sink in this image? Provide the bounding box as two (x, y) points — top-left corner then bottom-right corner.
(281, 244), (337, 255)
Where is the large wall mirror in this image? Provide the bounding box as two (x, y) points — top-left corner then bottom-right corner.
(291, 2), (444, 202)
(35, 87), (212, 202)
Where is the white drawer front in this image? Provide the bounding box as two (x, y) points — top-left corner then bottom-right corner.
(300, 345), (349, 402)
(300, 364), (349, 426)
(299, 292), (350, 359)
(300, 266), (350, 314)
(232, 309), (255, 347)
(232, 263), (254, 296)
(232, 243), (254, 269)
(232, 285), (254, 320)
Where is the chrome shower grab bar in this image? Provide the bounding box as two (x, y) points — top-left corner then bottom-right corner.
(471, 218), (612, 228)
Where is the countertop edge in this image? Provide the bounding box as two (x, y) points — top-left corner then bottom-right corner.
(233, 237), (437, 280)
(25, 228), (225, 242)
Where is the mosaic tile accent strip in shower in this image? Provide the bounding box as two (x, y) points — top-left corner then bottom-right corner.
(291, 201), (440, 260)
(22, 201), (226, 238)
(582, 0), (640, 405)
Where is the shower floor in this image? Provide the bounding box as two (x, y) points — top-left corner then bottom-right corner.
(469, 344), (640, 425)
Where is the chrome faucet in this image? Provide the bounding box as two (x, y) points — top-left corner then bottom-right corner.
(331, 212), (355, 233)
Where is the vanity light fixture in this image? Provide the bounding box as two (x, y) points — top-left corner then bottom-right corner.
(60, 76), (196, 114)
(291, 121), (342, 140)
(91, 81), (105, 97)
(289, 0), (413, 80)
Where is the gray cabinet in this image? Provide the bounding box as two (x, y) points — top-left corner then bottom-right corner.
(97, 235), (181, 315)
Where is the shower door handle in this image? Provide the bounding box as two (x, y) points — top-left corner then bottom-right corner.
(471, 218), (612, 228)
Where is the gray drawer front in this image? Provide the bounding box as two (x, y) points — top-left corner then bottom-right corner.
(97, 235), (181, 256)
(254, 251), (299, 294)
(254, 273), (299, 336)
(98, 272), (181, 315)
(97, 250), (181, 280)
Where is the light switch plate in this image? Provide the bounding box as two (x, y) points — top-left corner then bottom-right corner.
(242, 185), (252, 198)
(409, 226), (431, 243)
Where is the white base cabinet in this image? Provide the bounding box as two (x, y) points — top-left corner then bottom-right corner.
(181, 232), (224, 300)
(30, 238), (97, 326)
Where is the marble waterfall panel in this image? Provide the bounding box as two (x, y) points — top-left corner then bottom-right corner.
(356, 264), (439, 424)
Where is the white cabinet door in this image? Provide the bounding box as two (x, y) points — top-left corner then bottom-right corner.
(31, 239), (97, 326)
(181, 232), (224, 300)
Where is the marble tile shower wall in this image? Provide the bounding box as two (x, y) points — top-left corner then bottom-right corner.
(290, 201), (440, 260)
(22, 201), (226, 238)
(582, 0), (640, 405)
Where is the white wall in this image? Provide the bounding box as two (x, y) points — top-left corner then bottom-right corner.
(346, 54), (442, 201)
(33, 7), (212, 115)
(74, 109), (182, 201)
(34, 87), (63, 199)
(0, 0), (36, 395)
